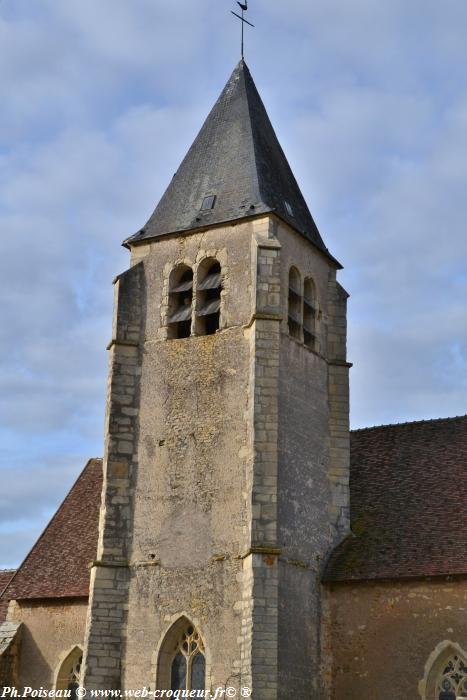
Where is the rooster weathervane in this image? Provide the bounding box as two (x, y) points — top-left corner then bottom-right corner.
(231, 1), (255, 60)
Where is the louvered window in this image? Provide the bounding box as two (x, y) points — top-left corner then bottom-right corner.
(288, 267), (302, 340)
(168, 266), (193, 339)
(303, 277), (318, 351)
(196, 260), (222, 335)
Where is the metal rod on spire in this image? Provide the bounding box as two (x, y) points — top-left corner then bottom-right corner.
(231, 1), (254, 59)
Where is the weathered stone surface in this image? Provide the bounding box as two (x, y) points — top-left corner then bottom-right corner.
(323, 579), (467, 700)
(83, 212), (349, 699)
(4, 600), (87, 690)
(0, 621), (21, 687)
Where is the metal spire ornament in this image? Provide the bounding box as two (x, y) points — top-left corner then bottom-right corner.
(231, 0), (254, 59)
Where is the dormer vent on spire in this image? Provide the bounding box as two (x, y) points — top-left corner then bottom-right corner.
(201, 195), (216, 211)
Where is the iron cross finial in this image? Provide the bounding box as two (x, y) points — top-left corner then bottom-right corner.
(231, 0), (255, 60)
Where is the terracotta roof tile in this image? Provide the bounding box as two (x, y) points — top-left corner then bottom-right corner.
(0, 571), (15, 621)
(1, 459), (102, 601)
(324, 416), (467, 582)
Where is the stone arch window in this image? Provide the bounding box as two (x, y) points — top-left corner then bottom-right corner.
(303, 276), (318, 351)
(55, 646), (83, 700)
(420, 641), (467, 700)
(437, 653), (467, 698)
(288, 266), (302, 340)
(156, 617), (206, 692)
(168, 265), (193, 339)
(196, 258), (222, 336)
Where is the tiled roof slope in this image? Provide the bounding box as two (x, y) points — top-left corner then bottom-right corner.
(126, 61), (339, 266)
(1, 459), (102, 601)
(0, 571), (15, 621)
(324, 416), (467, 582)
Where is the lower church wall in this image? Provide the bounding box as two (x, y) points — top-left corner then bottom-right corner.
(122, 559), (244, 690)
(324, 578), (467, 700)
(8, 599), (88, 690)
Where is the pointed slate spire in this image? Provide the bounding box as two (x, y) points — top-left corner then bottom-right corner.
(126, 61), (335, 262)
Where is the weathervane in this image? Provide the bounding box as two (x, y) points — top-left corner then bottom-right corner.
(231, 1), (254, 60)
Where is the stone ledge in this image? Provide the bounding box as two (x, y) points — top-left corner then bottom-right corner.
(238, 546), (282, 559)
(89, 560), (129, 569)
(245, 313), (283, 329)
(106, 339), (140, 350)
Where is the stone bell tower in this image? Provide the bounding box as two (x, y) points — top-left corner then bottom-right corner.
(82, 60), (350, 699)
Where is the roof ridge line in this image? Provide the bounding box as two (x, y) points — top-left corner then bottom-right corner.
(239, 61), (263, 210)
(351, 414), (467, 433)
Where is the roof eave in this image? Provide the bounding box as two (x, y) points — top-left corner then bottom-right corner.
(123, 210), (343, 269)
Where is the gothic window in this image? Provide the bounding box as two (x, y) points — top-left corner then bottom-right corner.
(196, 259), (222, 336)
(288, 266), (302, 340)
(55, 646), (83, 699)
(168, 265), (193, 339)
(157, 618), (206, 692)
(437, 654), (467, 698)
(170, 653), (186, 690)
(303, 277), (318, 351)
(421, 642), (467, 700)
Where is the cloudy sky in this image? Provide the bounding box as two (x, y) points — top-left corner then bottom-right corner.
(1, 0), (466, 569)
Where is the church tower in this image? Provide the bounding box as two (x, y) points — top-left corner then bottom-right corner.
(82, 60), (350, 699)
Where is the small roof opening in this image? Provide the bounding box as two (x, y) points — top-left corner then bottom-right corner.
(284, 200), (294, 217)
(201, 195), (216, 211)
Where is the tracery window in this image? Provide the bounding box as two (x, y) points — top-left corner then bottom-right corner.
(288, 266), (302, 340)
(170, 624), (205, 691)
(196, 259), (222, 336)
(55, 646), (83, 699)
(168, 265), (193, 339)
(157, 618), (206, 692)
(437, 654), (467, 698)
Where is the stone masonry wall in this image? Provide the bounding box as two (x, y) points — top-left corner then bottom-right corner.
(325, 578), (467, 700)
(239, 217), (282, 700)
(6, 600), (87, 690)
(116, 221), (257, 691)
(275, 221), (350, 699)
(0, 622), (21, 688)
(326, 280), (350, 540)
(82, 262), (145, 690)
(82, 213), (349, 697)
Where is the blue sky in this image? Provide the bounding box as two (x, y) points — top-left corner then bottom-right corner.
(1, 0), (467, 568)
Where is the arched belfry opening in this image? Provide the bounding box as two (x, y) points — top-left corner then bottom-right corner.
(168, 265), (194, 339)
(55, 646), (83, 699)
(288, 266), (302, 340)
(196, 258), (222, 336)
(156, 617), (206, 692)
(303, 276), (318, 351)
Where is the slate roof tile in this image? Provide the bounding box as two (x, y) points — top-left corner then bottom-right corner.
(324, 416), (467, 582)
(125, 61), (339, 266)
